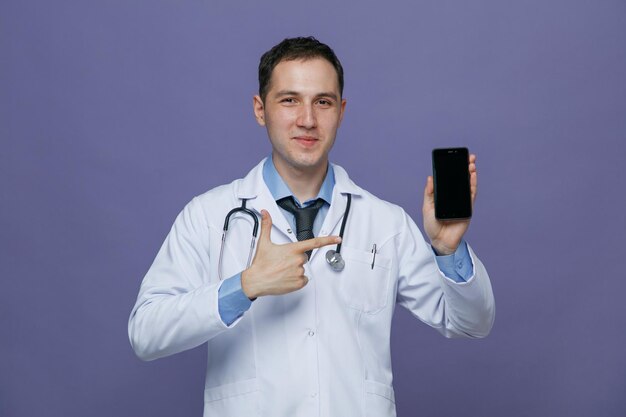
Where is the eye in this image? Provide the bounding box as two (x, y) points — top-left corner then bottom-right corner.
(317, 99), (333, 107)
(281, 97), (296, 104)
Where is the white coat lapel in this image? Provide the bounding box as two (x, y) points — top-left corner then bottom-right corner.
(313, 163), (363, 260)
(235, 159), (294, 243)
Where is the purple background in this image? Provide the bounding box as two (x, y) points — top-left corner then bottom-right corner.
(2, 0), (625, 416)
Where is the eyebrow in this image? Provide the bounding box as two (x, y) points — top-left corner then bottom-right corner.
(274, 90), (339, 101)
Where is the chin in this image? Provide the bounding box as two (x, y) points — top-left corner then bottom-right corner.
(292, 154), (327, 170)
(273, 146), (329, 172)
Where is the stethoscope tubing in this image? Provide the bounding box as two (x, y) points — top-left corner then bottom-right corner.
(218, 199), (258, 281)
(335, 193), (351, 254)
(222, 200), (259, 237)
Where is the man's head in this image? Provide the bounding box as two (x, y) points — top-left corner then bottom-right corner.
(258, 37), (344, 103)
(253, 37), (346, 176)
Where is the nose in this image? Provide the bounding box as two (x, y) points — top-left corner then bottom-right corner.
(296, 103), (317, 129)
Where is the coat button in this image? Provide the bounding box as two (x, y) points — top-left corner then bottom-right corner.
(287, 228), (293, 234)
(308, 330), (315, 337)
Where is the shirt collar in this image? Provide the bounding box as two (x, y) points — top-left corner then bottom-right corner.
(262, 156), (335, 207)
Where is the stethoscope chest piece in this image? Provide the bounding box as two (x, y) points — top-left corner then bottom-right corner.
(325, 249), (345, 272)
(324, 193), (351, 272)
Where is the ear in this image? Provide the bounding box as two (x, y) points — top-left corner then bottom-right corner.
(253, 95), (266, 126)
(338, 98), (347, 126)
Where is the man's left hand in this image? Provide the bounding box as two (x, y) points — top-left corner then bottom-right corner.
(422, 153), (477, 255)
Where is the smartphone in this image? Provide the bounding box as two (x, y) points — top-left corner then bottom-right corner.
(432, 147), (472, 220)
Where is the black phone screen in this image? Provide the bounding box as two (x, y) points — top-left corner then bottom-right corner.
(432, 148), (472, 220)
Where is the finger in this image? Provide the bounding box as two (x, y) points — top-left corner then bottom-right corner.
(468, 155), (477, 200)
(468, 152), (477, 174)
(470, 170), (478, 203)
(299, 275), (309, 289)
(291, 235), (341, 253)
(258, 210), (273, 245)
(291, 253), (308, 267)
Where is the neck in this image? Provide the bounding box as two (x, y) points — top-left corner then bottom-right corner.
(272, 154), (328, 203)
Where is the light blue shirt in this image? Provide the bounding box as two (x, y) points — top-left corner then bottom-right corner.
(262, 156), (335, 234)
(217, 157), (474, 325)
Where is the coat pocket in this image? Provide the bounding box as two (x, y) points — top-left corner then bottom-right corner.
(338, 246), (392, 314)
(365, 380), (396, 417)
(204, 378), (259, 415)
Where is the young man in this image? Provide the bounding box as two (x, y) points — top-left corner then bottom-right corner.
(129, 37), (495, 417)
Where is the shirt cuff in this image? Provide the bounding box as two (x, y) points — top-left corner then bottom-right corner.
(217, 272), (253, 326)
(432, 240), (474, 283)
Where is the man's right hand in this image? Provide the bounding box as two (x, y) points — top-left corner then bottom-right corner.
(241, 210), (341, 300)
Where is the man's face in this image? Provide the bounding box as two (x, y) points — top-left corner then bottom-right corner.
(253, 58), (346, 174)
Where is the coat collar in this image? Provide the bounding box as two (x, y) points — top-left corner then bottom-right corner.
(235, 158), (363, 201)
(234, 158), (363, 244)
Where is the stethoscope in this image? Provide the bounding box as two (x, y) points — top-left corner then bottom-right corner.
(324, 193), (351, 272)
(217, 194), (352, 280)
(218, 199), (259, 281)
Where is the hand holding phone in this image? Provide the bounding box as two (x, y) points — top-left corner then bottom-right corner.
(422, 148), (478, 255)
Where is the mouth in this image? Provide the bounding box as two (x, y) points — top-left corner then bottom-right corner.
(292, 136), (319, 148)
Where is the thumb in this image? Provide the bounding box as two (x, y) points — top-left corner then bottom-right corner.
(258, 209), (273, 246)
(424, 176), (434, 203)
(423, 176), (434, 214)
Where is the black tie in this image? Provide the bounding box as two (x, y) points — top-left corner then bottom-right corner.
(277, 197), (325, 257)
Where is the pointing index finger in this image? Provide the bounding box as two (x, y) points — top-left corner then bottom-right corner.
(291, 235), (342, 253)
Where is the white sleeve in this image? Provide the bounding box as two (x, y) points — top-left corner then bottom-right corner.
(395, 211), (495, 338)
(128, 197), (235, 361)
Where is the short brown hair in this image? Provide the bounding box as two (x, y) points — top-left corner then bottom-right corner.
(258, 36), (344, 102)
